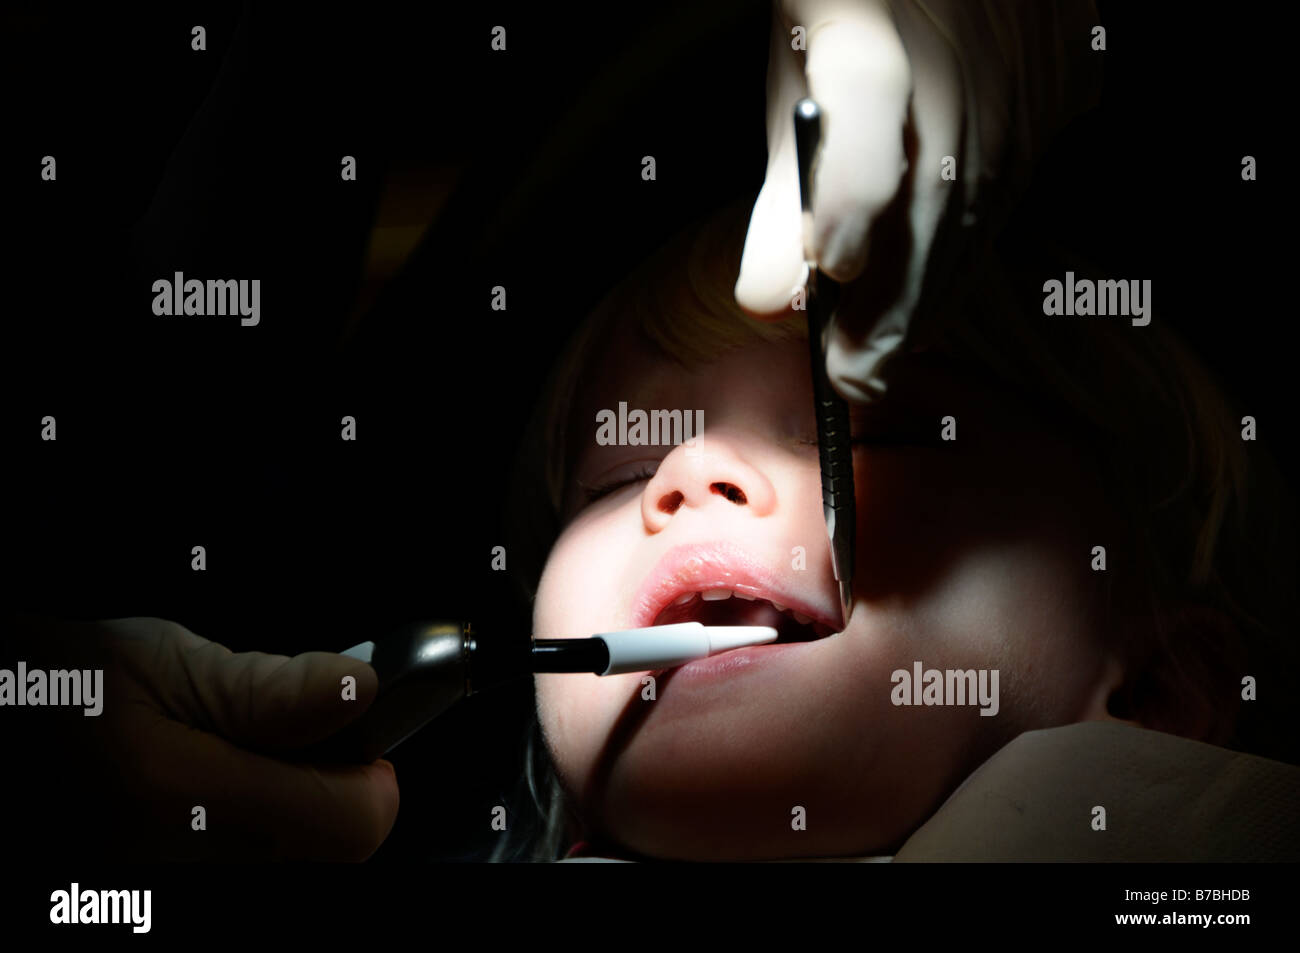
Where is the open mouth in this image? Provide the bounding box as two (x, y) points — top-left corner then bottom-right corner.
(652, 589), (835, 644)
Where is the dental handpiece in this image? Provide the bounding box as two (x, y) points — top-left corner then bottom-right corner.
(291, 621), (778, 763)
(794, 97), (856, 629)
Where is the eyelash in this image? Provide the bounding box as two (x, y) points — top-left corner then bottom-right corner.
(580, 463), (659, 503)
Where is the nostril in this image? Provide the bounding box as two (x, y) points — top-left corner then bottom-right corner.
(658, 490), (684, 514)
(710, 482), (747, 505)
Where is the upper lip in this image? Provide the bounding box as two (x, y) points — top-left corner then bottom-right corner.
(630, 541), (841, 632)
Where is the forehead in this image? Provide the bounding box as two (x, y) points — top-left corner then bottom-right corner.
(564, 305), (1088, 487)
(578, 324), (798, 405)
(567, 315), (1061, 441)
(574, 319), (677, 413)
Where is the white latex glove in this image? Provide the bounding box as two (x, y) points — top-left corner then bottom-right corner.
(10, 615), (399, 861)
(735, 0), (1103, 402)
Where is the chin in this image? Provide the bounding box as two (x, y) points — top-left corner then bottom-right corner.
(585, 746), (911, 861)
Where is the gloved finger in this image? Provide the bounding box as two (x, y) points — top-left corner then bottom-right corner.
(795, 0), (912, 283)
(825, 0), (965, 402)
(124, 717), (399, 861)
(735, 1), (811, 317)
(111, 618), (380, 750)
(826, 297), (910, 403)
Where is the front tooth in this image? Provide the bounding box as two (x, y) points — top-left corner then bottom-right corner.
(701, 589), (732, 601)
(672, 592), (694, 606)
(771, 601), (787, 612)
(791, 611), (812, 625)
(733, 591), (756, 601)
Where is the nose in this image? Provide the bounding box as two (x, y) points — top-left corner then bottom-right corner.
(640, 435), (777, 533)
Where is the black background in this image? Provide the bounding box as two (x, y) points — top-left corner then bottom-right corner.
(2, 0), (1293, 865)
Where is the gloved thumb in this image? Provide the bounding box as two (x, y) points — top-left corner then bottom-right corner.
(130, 622), (382, 751)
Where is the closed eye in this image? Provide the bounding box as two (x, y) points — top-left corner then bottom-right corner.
(577, 462), (659, 504)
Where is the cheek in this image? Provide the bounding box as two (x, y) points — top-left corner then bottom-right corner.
(533, 508), (633, 637)
(858, 446), (1112, 710)
(990, 545), (1113, 724)
(536, 669), (641, 800)
(898, 530), (1112, 730)
(533, 512), (650, 795)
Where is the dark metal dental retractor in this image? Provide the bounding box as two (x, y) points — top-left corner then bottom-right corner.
(794, 97), (856, 630)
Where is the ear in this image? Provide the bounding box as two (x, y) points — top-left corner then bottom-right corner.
(1075, 652), (1133, 726)
(1103, 605), (1245, 746)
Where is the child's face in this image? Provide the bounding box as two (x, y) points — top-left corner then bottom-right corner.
(534, 320), (1123, 860)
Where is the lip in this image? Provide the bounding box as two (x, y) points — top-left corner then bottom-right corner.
(630, 541), (841, 633)
(663, 637), (824, 685)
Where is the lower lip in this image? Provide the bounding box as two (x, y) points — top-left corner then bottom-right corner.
(666, 638), (822, 684)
